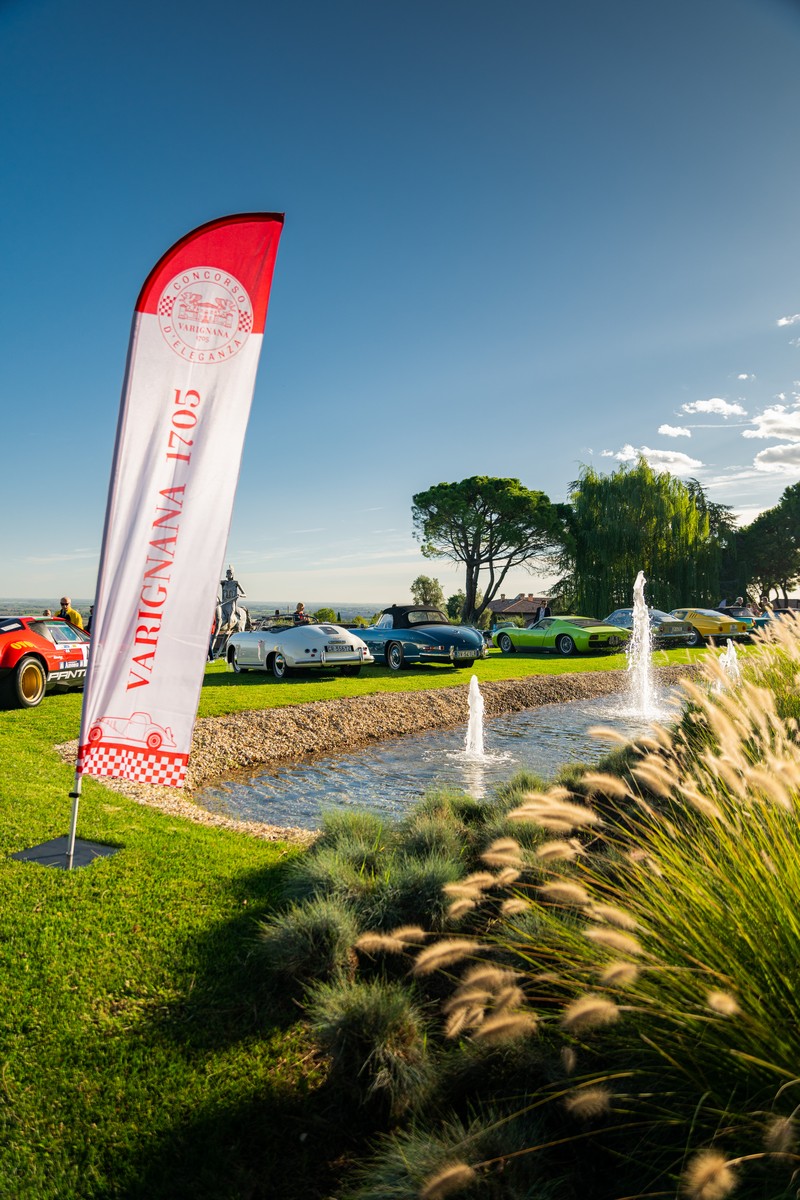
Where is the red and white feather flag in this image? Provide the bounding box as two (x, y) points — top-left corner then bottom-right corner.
(75, 213), (283, 796)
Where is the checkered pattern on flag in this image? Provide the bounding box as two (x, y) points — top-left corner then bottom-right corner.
(76, 214), (284, 787)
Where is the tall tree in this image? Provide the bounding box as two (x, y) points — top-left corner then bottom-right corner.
(558, 459), (723, 615)
(738, 482), (800, 602)
(412, 477), (560, 624)
(410, 575), (445, 609)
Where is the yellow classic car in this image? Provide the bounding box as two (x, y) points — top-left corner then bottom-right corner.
(670, 608), (750, 647)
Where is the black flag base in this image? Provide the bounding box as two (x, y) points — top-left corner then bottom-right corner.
(11, 836), (120, 870)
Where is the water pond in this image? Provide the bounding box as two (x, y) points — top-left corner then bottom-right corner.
(195, 688), (679, 831)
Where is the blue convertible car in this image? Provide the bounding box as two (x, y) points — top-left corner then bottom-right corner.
(355, 605), (487, 671)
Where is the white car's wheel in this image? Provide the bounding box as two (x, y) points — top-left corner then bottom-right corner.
(229, 648), (245, 673)
(272, 651), (289, 679)
(340, 665), (361, 677)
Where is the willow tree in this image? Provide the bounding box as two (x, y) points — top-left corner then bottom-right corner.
(560, 459), (722, 616)
(412, 477), (560, 624)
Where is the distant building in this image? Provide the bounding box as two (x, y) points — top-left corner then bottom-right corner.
(488, 592), (550, 620)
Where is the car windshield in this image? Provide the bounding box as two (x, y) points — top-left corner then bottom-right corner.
(565, 618), (606, 628)
(31, 620), (89, 644)
(604, 611), (630, 625)
(650, 610), (674, 622)
(406, 609), (449, 626)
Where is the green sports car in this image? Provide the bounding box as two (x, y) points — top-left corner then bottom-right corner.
(492, 615), (630, 657)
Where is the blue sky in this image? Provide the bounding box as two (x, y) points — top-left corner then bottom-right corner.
(2, 0), (799, 605)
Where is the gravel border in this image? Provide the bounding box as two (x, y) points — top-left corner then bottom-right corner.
(57, 664), (699, 844)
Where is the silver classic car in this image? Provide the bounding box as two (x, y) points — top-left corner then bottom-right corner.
(226, 620), (373, 679)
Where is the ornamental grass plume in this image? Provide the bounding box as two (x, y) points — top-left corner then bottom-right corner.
(584, 927), (643, 955)
(480, 837), (523, 868)
(492, 866), (522, 886)
(419, 1163), (477, 1200)
(764, 1115), (797, 1155)
(563, 1085), (612, 1120)
(681, 1149), (737, 1200)
(538, 880), (590, 906)
(413, 939), (486, 976)
(630, 759), (678, 799)
(391, 925), (431, 944)
(535, 839), (580, 861)
(705, 990), (740, 1017)
(508, 794), (601, 832)
(474, 1010), (538, 1044)
(599, 960), (640, 987)
(561, 994), (620, 1034)
(580, 771), (632, 799)
(586, 904), (637, 930)
(356, 932), (408, 955)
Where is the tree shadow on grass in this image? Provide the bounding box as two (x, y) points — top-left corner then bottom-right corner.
(114, 859), (368, 1199)
(118, 1084), (360, 1200)
(153, 860), (310, 1051)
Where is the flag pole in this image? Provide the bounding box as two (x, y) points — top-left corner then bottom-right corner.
(66, 773), (82, 869)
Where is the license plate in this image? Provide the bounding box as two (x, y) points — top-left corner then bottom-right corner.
(453, 649), (475, 658)
(327, 643), (349, 651)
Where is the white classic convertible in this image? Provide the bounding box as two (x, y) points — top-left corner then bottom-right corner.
(226, 620), (374, 679)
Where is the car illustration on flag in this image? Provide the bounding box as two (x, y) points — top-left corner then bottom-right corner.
(87, 712), (177, 752)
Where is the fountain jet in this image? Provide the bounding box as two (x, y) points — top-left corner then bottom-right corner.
(627, 570), (657, 718)
(718, 639), (742, 687)
(464, 674), (485, 757)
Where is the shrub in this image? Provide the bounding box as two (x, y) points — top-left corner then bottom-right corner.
(256, 894), (360, 988)
(282, 843), (387, 909)
(306, 978), (433, 1118)
(400, 812), (471, 863)
(378, 854), (466, 932)
(344, 1110), (565, 1199)
(316, 808), (388, 851)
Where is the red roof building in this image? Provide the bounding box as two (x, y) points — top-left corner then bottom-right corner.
(488, 592), (550, 618)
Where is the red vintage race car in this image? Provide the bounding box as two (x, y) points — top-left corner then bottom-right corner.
(0, 615), (90, 708)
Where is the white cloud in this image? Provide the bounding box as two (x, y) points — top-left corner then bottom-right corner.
(742, 401), (800, 442)
(612, 444), (703, 474)
(753, 443), (800, 473)
(777, 314), (800, 327)
(600, 449), (614, 457)
(681, 398), (747, 418)
(736, 373), (754, 381)
(658, 423), (691, 438)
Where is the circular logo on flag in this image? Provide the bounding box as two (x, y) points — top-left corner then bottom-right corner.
(158, 267), (254, 362)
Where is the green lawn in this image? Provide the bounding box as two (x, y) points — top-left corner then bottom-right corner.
(197, 643), (705, 715)
(0, 644), (707, 1198)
